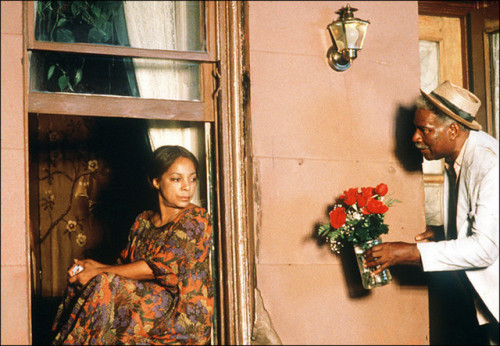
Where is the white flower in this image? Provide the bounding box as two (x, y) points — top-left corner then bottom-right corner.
(88, 160), (98, 172)
(66, 220), (77, 233)
(45, 190), (55, 202)
(49, 131), (59, 142)
(76, 233), (87, 247)
(50, 150), (61, 162)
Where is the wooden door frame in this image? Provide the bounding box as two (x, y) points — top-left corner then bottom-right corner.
(419, 0), (500, 132)
(418, 1), (475, 89)
(214, 2), (256, 344)
(23, 1), (256, 344)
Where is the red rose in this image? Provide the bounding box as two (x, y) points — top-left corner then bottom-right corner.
(341, 188), (357, 206)
(366, 198), (389, 214)
(361, 187), (374, 198)
(329, 207), (347, 229)
(356, 194), (368, 208)
(375, 183), (388, 196)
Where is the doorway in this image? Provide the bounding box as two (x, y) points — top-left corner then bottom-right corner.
(418, 1), (499, 344)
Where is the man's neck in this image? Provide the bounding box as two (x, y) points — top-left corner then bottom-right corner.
(445, 130), (470, 165)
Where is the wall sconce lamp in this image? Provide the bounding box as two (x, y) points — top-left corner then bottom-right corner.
(327, 4), (370, 71)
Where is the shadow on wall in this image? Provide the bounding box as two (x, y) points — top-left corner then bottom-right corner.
(312, 202), (372, 299)
(394, 105), (423, 172)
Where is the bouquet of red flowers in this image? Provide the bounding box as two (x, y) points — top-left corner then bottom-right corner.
(318, 183), (398, 254)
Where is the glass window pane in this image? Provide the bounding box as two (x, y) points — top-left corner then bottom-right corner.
(34, 1), (206, 52)
(29, 51), (201, 101)
(419, 39), (443, 175)
(419, 40), (440, 93)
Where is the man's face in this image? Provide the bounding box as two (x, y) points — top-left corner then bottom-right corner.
(412, 109), (454, 161)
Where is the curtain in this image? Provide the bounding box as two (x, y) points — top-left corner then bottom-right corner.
(123, 1), (205, 206)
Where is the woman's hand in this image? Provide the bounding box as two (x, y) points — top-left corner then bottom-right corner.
(68, 258), (107, 286)
(68, 258), (155, 286)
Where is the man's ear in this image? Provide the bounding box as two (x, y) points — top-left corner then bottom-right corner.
(448, 122), (460, 140)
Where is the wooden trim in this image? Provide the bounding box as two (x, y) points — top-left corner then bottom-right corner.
(460, 16), (471, 89)
(485, 18), (500, 32)
(215, 1), (255, 344)
(28, 41), (216, 62)
(26, 1), (216, 62)
(26, 0), (35, 49)
(418, 1), (475, 16)
(28, 92), (213, 121)
(202, 63), (216, 121)
(206, 1), (217, 62)
(483, 31), (494, 134)
(23, 2), (35, 344)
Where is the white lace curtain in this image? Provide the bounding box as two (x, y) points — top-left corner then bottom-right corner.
(123, 1), (204, 205)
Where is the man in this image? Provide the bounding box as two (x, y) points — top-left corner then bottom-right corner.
(365, 80), (499, 344)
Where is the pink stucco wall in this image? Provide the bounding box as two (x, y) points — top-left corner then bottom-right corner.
(1, 1), (31, 345)
(249, 1), (428, 344)
(1, 1), (428, 344)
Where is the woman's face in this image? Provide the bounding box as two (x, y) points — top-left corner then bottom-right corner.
(153, 156), (197, 209)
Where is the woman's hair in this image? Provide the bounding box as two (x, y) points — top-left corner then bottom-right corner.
(148, 145), (199, 185)
(415, 95), (468, 132)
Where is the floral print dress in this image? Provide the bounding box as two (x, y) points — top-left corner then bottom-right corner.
(51, 206), (214, 345)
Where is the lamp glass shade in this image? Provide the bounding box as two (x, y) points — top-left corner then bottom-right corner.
(328, 21), (346, 51)
(345, 19), (369, 49)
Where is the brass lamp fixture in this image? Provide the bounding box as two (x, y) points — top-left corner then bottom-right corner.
(327, 4), (370, 71)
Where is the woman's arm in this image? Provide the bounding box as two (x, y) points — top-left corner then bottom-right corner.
(68, 258), (155, 286)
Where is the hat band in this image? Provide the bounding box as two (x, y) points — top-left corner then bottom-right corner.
(430, 92), (474, 122)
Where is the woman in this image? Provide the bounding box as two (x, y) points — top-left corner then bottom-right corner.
(51, 145), (214, 345)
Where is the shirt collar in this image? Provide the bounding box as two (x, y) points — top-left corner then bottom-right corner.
(444, 135), (469, 182)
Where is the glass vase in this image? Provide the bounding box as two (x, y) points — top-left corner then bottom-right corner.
(354, 238), (392, 289)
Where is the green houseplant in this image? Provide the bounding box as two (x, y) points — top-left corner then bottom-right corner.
(35, 1), (123, 92)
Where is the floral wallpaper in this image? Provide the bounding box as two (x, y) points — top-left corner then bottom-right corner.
(33, 114), (153, 297)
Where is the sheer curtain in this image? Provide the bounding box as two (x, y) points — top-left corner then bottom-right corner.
(123, 1), (204, 205)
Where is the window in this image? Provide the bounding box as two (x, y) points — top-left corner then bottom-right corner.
(27, 1), (220, 344)
(27, 1), (216, 120)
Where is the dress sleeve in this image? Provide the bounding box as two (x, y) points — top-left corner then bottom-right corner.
(116, 213), (143, 265)
(144, 207), (214, 344)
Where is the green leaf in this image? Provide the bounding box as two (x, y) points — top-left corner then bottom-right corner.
(71, 1), (83, 16)
(58, 75), (69, 91)
(74, 68), (83, 86)
(47, 65), (56, 80)
(88, 27), (105, 43)
(90, 4), (101, 17)
(55, 28), (75, 43)
(318, 224), (331, 237)
(56, 17), (67, 28)
(103, 21), (113, 41)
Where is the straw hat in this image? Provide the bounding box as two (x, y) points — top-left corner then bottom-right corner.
(420, 80), (482, 130)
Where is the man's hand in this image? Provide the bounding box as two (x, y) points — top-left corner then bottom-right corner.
(415, 226), (436, 241)
(363, 242), (421, 276)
